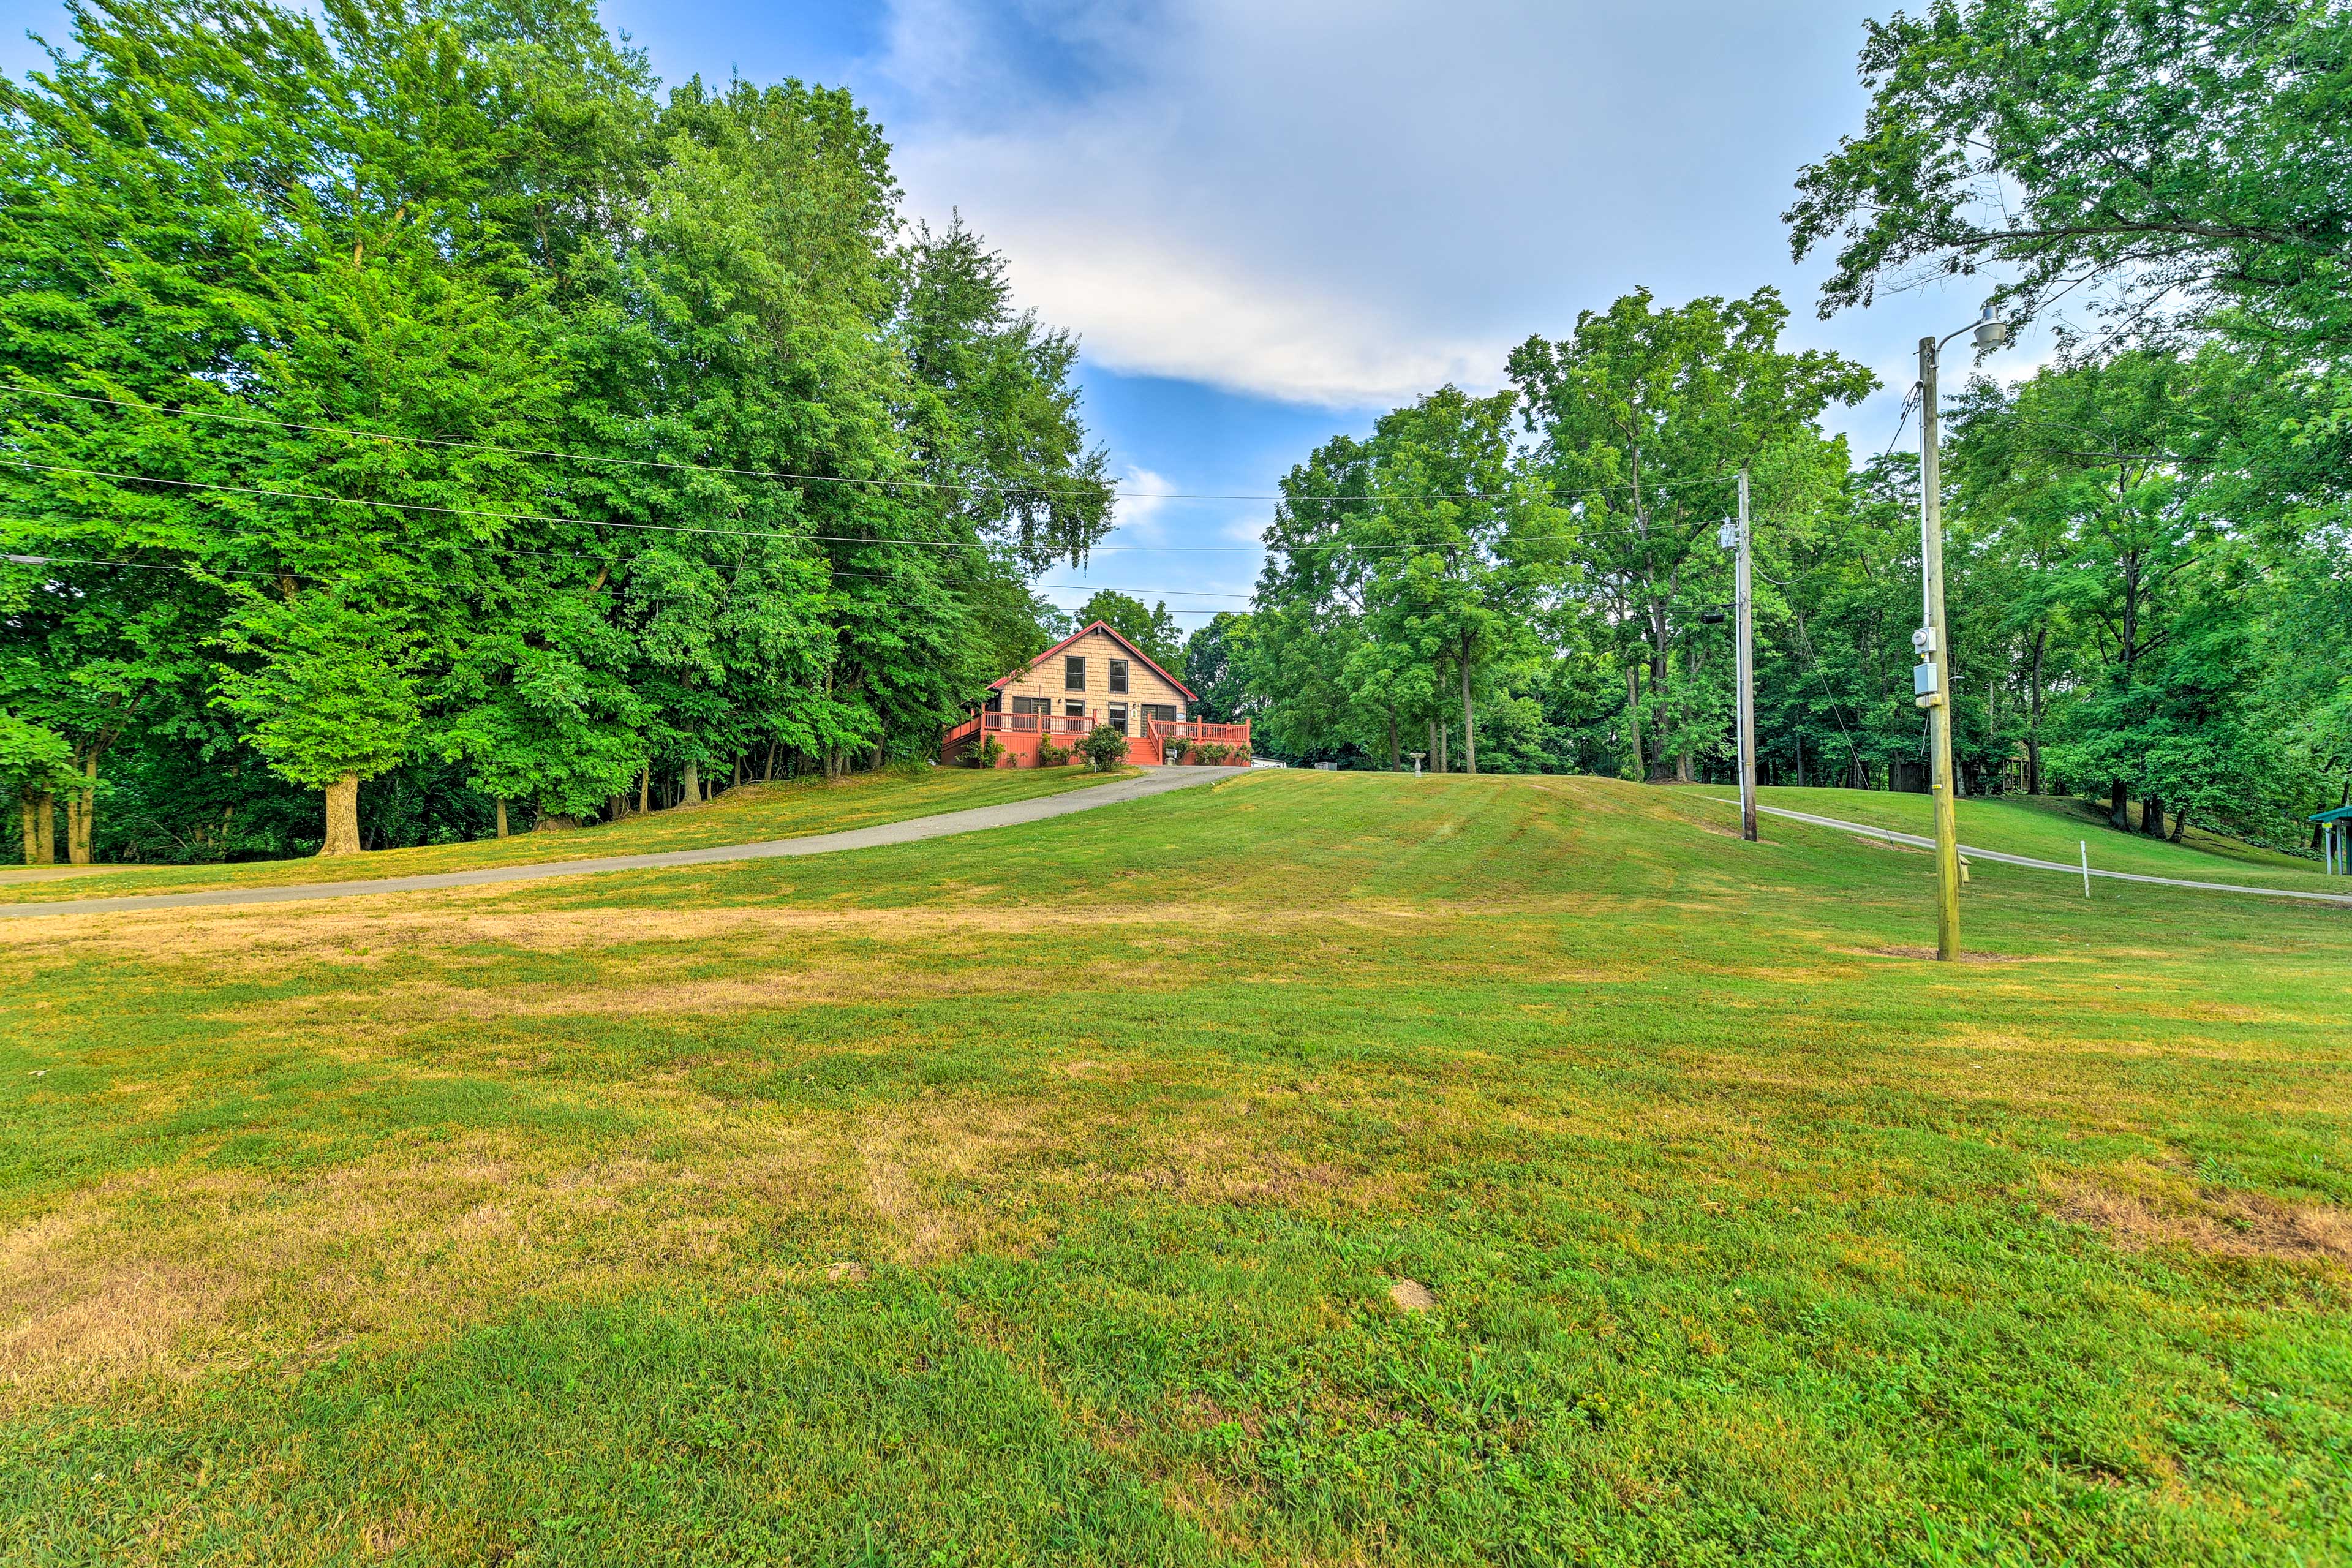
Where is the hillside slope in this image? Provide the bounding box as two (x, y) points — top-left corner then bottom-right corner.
(3, 772), (2345, 1565)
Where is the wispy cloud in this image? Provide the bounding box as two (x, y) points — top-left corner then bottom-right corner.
(881, 1), (1897, 412)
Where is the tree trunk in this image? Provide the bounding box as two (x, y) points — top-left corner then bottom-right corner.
(2109, 780), (2129, 831)
(1648, 644), (1675, 781)
(764, 741), (778, 782)
(2168, 809), (2188, 844)
(1794, 736), (1804, 789)
(1386, 708), (1398, 771)
(65, 753), (95, 865)
(1438, 722), (1448, 775)
(496, 799), (509, 839)
(1624, 666), (1643, 780)
(1458, 650), (1477, 775)
(19, 797), (40, 865)
(2024, 736), (2042, 797)
(680, 759), (700, 805)
(638, 764), (650, 815)
(34, 794), (55, 864)
(1428, 715), (1439, 772)
(320, 772), (363, 856)
(2141, 796), (2164, 837)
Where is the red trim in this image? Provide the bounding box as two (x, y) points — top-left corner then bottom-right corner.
(988, 620), (1197, 702)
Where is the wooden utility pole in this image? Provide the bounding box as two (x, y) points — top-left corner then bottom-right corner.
(1918, 337), (1963, 961)
(1735, 468), (1757, 841)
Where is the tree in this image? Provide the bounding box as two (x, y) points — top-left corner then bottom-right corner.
(0, 712), (75, 865)
(1072, 590), (1184, 671)
(1181, 612), (1256, 725)
(1787, 0), (2352, 347)
(211, 592), (421, 855)
(1508, 288), (1874, 780)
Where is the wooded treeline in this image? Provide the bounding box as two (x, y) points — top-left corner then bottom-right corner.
(1216, 0), (2352, 851)
(2, 0), (1105, 862)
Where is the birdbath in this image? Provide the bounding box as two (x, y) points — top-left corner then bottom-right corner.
(1409, 752), (1427, 778)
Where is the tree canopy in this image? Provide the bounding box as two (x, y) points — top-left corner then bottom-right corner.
(0, 0), (1110, 860)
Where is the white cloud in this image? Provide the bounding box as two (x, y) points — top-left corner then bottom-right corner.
(1110, 462), (1178, 540)
(881, 0), (1902, 411)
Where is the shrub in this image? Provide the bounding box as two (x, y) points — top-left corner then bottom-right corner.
(1035, 736), (1070, 767)
(1079, 724), (1129, 771)
(965, 736), (1007, 769)
(1191, 742), (1233, 766)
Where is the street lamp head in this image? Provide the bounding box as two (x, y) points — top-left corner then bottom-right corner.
(1972, 304), (2010, 351)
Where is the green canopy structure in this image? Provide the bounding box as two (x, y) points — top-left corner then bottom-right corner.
(2312, 804), (2352, 876)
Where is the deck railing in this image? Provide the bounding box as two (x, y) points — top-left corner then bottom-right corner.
(1145, 717), (1251, 746)
(944, 710), (1252, 758)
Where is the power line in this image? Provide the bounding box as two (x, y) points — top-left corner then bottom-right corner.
(0, 377), (1745, 509)
(2, 547), (1253, 608)
(2, 454), (1738, 556)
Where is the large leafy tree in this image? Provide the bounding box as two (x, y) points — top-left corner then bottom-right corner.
(1787, 0), (2352, 345)
(1071, 589), (1184, 672)
(1507, 288), (1874, 781)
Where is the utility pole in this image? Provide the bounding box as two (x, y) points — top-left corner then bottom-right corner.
(1908, 307), (2008, 960)
(1917, 335), (1962, 959)
(1735, 468), (1757, 841)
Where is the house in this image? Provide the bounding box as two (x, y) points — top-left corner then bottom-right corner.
(940, 620), (1250, 767)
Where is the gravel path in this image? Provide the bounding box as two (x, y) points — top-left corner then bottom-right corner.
(1730, 800), (2352, 908)
(2, 766), (1235, 921)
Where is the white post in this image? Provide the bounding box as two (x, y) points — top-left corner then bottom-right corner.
(1735, 468), (1757, 842)
(2080, 840), (2092, 898)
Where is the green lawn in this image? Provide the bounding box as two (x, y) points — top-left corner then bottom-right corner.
(0, 764), (1129, 904)
(1687, 783), (2340, 893)
(2, 772), (2346, 1565)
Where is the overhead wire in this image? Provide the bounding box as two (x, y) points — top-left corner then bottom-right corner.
(0, 377), (1744, 511)
(1, 452), (1743, 556)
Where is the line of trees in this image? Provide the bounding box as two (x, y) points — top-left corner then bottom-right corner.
(1212, 0), (2352, 850)
(3, 0), (1106, 863)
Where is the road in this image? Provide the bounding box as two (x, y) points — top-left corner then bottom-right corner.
(1, 766), (1235, 921)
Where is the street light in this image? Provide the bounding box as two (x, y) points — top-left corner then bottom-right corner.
(1915, 304), (2009, 961)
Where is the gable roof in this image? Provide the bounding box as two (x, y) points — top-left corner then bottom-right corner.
(992, 619), (1197, 701)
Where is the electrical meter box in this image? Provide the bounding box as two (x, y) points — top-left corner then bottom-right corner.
(1911, 626), (1937, 656)
(1913, 662), (1940, 701)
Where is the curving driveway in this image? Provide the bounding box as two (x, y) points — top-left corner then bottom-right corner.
(3, 766), (1234, 921)
(1729, 799), (2352, 908)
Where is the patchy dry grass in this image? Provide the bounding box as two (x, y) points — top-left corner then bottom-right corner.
(1, 771), (2347, 1564)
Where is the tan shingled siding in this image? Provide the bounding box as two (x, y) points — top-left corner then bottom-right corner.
(996, 627), (1186, 728)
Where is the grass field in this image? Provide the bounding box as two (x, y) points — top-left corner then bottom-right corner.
(3, 771), (2347, 1565)
(0, 765), (1129, 904)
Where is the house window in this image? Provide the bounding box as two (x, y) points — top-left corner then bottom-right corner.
(984, 691), (1002, 712)
(1108, 704), (1128, 734)
(1011, 696), (1052, 715)
(1109, 658), (1129, 693)
(1064, 655), (1085, 690)
(1064, 701), (1086, 720)
(1141, 704), (1177, 729)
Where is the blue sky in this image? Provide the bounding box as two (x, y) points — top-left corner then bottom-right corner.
(0, 1), (2054, 628)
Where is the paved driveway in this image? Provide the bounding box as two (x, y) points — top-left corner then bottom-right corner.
(2, 766), (1235, 920)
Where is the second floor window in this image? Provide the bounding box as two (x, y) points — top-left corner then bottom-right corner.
(1064, 655), (1085, 690)
(1109, 658), (1129, 693)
